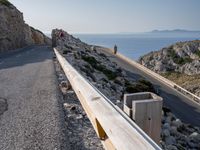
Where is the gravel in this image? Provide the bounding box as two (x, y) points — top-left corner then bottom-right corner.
(0, 46), (70, 150)
(54, 57), (104, 150)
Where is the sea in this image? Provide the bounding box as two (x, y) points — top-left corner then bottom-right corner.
(73, 33), (200, 60)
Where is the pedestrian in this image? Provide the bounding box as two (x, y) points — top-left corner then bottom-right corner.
(114, 45), (117, 54)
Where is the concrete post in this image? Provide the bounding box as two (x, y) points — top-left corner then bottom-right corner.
(123, 92), (163, 144)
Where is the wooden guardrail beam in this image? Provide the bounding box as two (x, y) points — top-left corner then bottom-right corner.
(54, 48), (161, 150)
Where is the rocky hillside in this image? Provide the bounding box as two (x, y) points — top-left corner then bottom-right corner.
(52, 29), (156, 102)
(0, 0), (51, 52)
(52, 29), (200, 150)
(139, 40), (200, 75)
(139, 40), (200, 97)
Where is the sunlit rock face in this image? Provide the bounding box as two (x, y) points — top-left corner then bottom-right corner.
(0, 1), (51, 52)
(139, 40), (200, 75)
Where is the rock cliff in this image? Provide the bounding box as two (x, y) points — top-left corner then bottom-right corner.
(0, 0), (51, 52)
(139, 40), (200, 75)
(139, 40), (200, 97)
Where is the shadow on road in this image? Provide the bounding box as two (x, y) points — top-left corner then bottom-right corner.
(0, 46), (53, 70)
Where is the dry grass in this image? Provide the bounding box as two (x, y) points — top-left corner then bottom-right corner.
(161, 72), (200, 96)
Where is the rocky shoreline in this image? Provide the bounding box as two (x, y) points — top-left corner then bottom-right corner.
(52, 29), (200, 150)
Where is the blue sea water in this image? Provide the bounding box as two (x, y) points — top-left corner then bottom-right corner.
(74, 33), (200, 60)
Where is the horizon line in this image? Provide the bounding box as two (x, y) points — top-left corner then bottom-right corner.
(43, 29), (200, 35)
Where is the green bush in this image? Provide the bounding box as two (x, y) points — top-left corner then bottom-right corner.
(195, 50), (200, 57)
(168, 49), (192, 65)
(0, 0), (12, 6)
(84, 64), (94, 73)
(174, 57), (192, 65)
(125, 79), (155, 93)
(82, 55), (117, 80)
(82, 55), (99, 66)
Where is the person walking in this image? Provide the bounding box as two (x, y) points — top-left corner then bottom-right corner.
(114, 44), (117, 54)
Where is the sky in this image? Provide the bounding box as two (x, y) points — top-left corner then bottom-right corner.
(9, 0), (200, 34)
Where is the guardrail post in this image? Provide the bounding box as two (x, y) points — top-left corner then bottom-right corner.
(95, 119), (107, 139)
(123, 92), (163, 144)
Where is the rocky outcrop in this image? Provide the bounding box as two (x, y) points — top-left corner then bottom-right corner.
(0, 0), (51, 52)
(139, 40), (200, 97)
(139, 40), (200, 75)
(52, 29), (89, 49)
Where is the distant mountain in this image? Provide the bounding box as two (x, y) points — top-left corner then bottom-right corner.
(151, 29), (200, 33)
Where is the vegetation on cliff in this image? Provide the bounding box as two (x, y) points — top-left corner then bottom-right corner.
(140, 40), (200, 97)
(139, 40), (200, 75)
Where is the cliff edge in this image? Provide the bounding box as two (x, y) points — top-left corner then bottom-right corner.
(0, 0), (51, 52)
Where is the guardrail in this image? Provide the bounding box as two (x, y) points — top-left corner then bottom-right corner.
(104, 48), (200, 104)
(54, 48), (161, 150)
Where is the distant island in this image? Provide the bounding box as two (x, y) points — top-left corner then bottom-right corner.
(151, 29), (200, 33)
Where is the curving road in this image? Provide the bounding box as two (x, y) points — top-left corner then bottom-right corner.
(100, 48), (200, 127)
(0, 45), (199, 150)
(0, 46), (69, 150)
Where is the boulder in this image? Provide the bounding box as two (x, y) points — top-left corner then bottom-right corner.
(172, 119), (182, 128)
(165, 136), (176, 145)
(163, 129), (170, 137)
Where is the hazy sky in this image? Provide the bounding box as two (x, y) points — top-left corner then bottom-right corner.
(9, 0), (200, 34)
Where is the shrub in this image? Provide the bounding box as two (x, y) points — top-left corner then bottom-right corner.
(84, 64), (94, 73)
(63, 49), (71, 54)
(125, 79), (155, 93)
(195, 50), (200, 58)
(168, 49), (176, 58)
(82, 55), (117, 80)
(168, 49), (193, 65)
(64, 44), (74, 50)
(174, 57), (192, 65)
(99, 53), (107, 58)
(95, 64), (117, 80)
(114, 79), (123, 85)
(125, 85), (139, 93)
(82, 55), (99, 66)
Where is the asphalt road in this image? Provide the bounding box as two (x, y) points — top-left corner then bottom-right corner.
(0, 46), (69, 150)
(101, 49), (200, 127)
